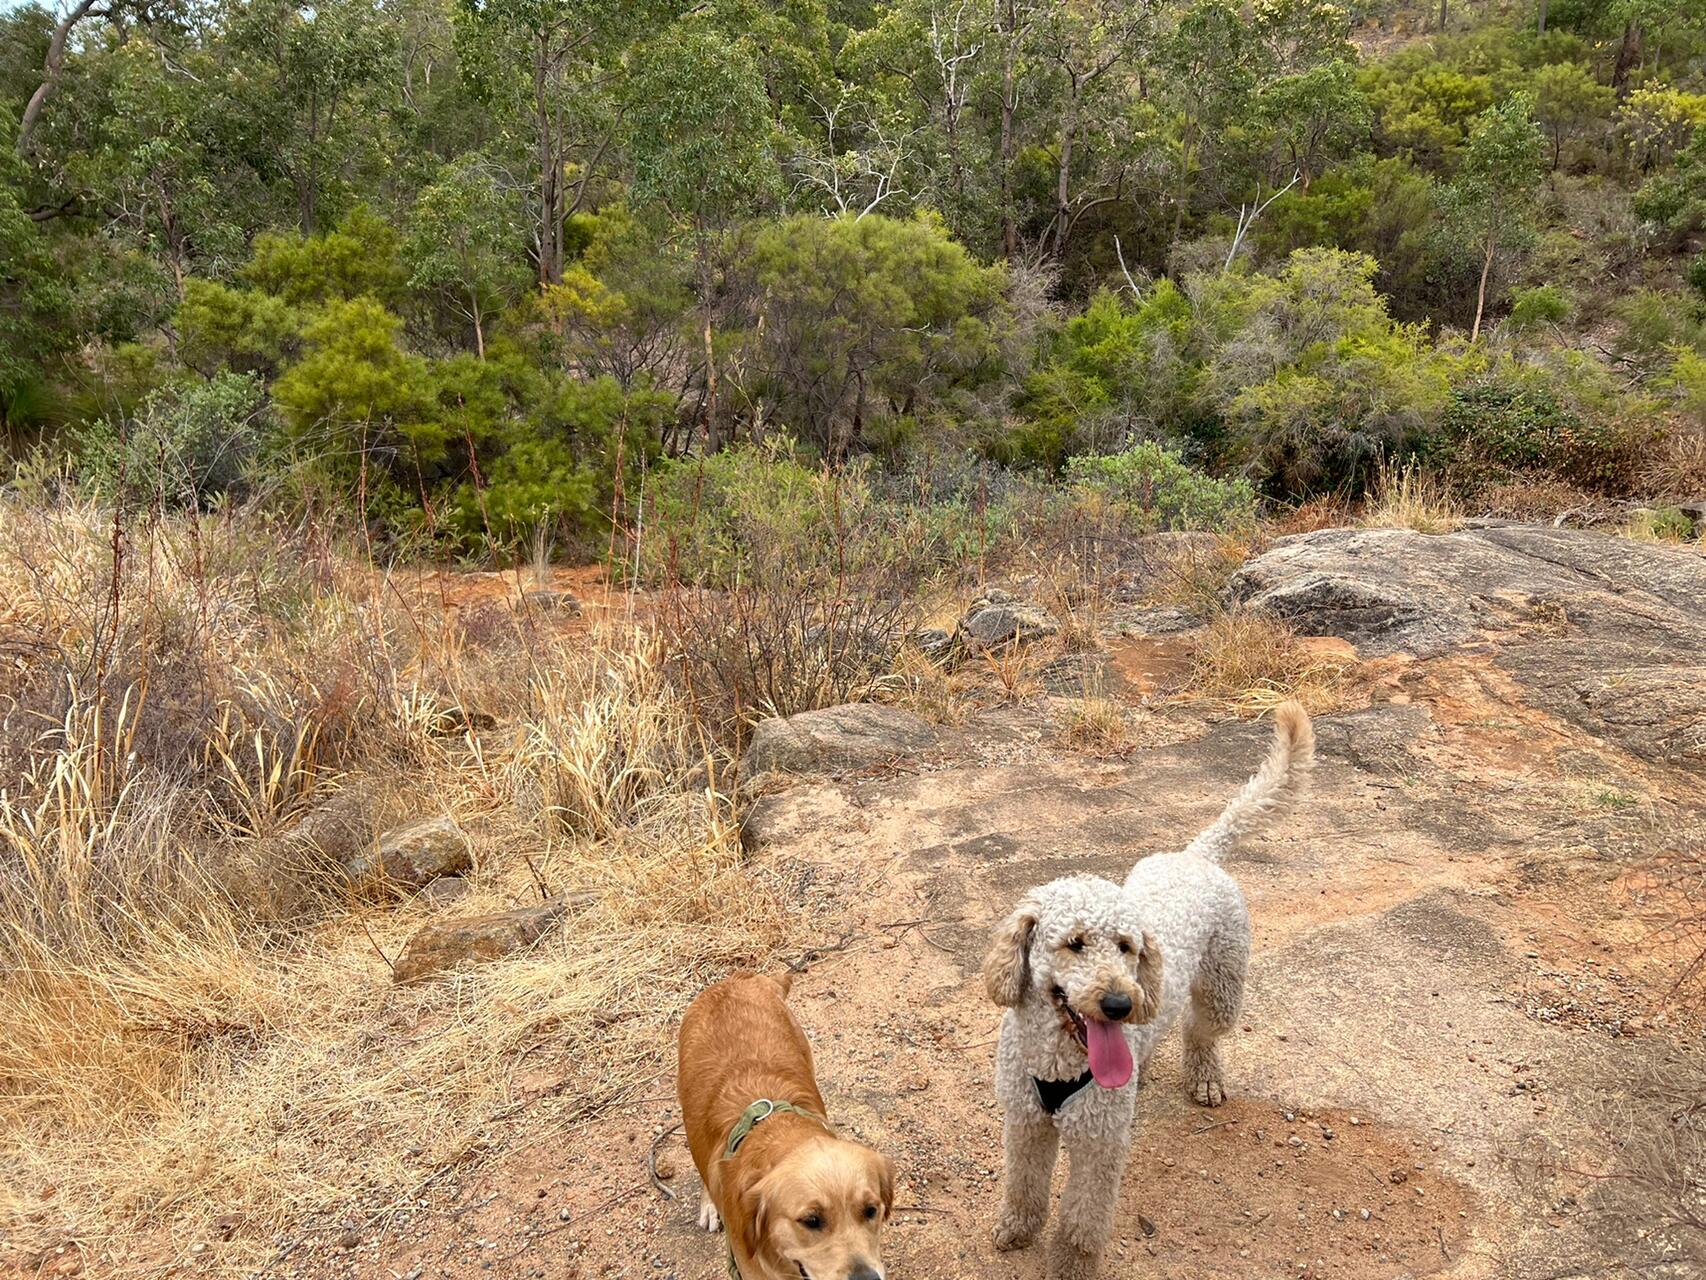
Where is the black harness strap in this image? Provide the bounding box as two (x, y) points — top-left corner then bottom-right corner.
(1034, 1070), (1095, 1115)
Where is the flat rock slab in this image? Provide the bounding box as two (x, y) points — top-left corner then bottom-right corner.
(743, 703), (941, 776)
(1233, 525), (1706, 765)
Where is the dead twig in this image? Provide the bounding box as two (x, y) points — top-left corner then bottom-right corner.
(649, 1121), (683, 1201)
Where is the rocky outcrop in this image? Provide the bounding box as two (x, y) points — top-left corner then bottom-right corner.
(743, 703), (941, 776)
(1233, 524), (1706, 765)
(392, 896), (590, 985)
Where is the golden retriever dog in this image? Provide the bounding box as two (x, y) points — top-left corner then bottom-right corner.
(678, 971), (894, 1280)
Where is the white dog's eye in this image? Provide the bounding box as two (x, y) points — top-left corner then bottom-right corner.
(1118, 938), (1134, 955)
(1066, 937), (1085, 953)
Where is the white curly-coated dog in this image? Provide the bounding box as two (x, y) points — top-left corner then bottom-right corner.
(982, 703), (1315, 1280)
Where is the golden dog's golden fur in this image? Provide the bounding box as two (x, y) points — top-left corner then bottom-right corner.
(678, 972), (893, 1280)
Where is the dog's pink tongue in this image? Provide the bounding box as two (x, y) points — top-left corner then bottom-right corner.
(1085, 1019), (1132, 1088)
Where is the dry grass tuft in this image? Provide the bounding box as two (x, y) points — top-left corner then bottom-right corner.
(1362, 459), (1462, 534)
(888, 641), (975, 725)
(1055, 694), (1130, 754)
(1470, 475), (1607, 522)
(0, 494), (794, 1271)
(1146, 535), (1255, 614)
(1178, 611), (1360, 716)
(1271, 495), (1353, 535)
(1636, 423), (1706, 503)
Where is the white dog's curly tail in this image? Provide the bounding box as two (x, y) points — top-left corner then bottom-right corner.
(1182, 702), (1315, 864)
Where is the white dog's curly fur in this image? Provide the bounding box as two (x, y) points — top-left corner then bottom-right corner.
(983, 704), (1315, 1280)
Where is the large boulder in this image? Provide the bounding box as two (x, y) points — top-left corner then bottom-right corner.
(743, 703), (941, 776)
(347, 815), (472, 892)
(392, 897), (588, 985)
(1232, 524), (1706, 765)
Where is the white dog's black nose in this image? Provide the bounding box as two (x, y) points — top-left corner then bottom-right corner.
(1099, 992), (1133, 1020)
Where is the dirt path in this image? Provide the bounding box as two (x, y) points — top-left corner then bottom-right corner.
(292, 629), (1703, 1280)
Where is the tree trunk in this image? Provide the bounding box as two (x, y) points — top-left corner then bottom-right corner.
(1437, 0), (1448, 33)
(1170, 123), (1194, 247)
(1537, 0), (1548, 35)
(471, 290), (485, 360)
(1052, 78), (1080, 259)
(1471, 241), (1493, 343)
(999, 7), (1020, 259)
(1612, 23), (1641, 98)
(17, 0), (106, 155)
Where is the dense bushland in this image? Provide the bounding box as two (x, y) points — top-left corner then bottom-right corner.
(2, 0), (1704, 547)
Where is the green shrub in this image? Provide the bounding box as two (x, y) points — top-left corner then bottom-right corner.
(1626, 505), (1695, 542)
(1064, 442), (1256, 533)
(75, 371), (271, 504)
(1507, 285), (1571, 331)
(1688, 253), (1706, 305)
(1443, 376), (1642, 490)
(637, 441), (876, 586)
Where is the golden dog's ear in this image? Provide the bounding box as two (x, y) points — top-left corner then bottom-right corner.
(731, 1177), (769, 1269)
(876, 1152), (896, 1221)
(983, 900), (1039, 1007)
(1133, 931), (1164, 1024)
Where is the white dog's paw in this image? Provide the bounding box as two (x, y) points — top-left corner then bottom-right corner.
(698, 1192), (722, 1232)
(1191, 1076), (1226, 1107)
(993, 1210), (1041, 1252)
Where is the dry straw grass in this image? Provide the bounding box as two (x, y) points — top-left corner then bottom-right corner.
(1178, 611), (1360, 716)
(0, 493), (791, 1271)
(1056, 694), (1130, 754)
(1361, 458), (1463, 534)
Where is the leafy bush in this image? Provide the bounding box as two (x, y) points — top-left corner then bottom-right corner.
(1442, 375), (1643, 490)
(1014, 283), (1198, 470)
(1064, 441), (1256, 533)
(1507, 285), (1571, 331)
(640, 442), (918, 744)
(76, 371), (271, 503)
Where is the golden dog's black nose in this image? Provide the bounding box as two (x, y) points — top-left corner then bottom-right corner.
(1099, 992), (1133, 1020)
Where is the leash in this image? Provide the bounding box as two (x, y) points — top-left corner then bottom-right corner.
(721, 1098), (824, 1279)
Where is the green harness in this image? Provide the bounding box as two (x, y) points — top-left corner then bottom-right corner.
(721, 1099), (823, 1280)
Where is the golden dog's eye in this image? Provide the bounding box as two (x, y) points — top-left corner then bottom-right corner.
(863, 1203), (879, 1221)
(1066, 937), (1085, 953)
(799, 1213), (824, 1231)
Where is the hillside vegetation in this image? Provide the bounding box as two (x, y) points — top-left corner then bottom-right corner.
(1, 0), (1705, 533)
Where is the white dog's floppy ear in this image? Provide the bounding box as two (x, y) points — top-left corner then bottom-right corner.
(984, 900), (1039, 1007)
(1133, 931), (1164, 1024)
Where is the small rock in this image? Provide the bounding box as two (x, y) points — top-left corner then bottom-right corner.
(348, 815), (472, 893)
(742, 704), (940, 777)
(909, 627), (955, 660)
(1137, 1214), (1157, 1238)
(957, 598), (1058, 650)
(654, 1158), (677, 1180)
(392, 896), (590, 984)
